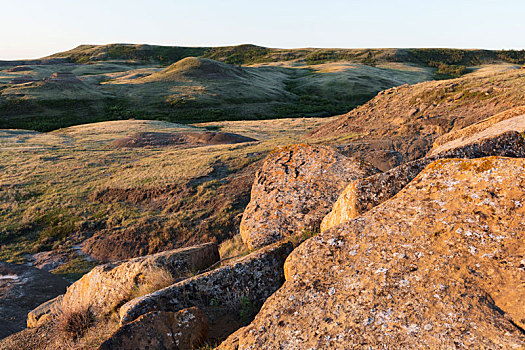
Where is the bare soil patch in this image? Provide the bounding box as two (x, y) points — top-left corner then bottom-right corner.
(111, 131), (257, 148)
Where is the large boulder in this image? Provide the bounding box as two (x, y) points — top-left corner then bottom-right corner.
(220, 157), (525, 349)
(28, 243), (219, 327)
(0, 262), (68, 339)
(120, 241), (293, 326)
(240, 144), (379, 249)
(98, 307), (208, 350)
(321, 110), (525, 231)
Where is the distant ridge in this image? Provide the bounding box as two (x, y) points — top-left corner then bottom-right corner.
(44, 43), (525, 66)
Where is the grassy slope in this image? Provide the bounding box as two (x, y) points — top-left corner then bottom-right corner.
(0, 117), (353, 278)
(0, 54), (434, 131)
(310, 65), (525, 168)
(5, 44), (523, 132)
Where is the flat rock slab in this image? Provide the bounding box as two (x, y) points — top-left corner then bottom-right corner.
(430, 106), (525, 153)
(321, 112), (525, 231)
(220, 157), (525, 349)
(240, 144), (379, 249)
(0, 262), (68, 339)
(98, 307), (207, 350)
(119, 241), (293, 325)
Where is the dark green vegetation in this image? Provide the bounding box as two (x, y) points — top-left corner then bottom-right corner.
(0, 45), (437, 131)
(45, 44), (525, 67)
(2, 44), (523, 132)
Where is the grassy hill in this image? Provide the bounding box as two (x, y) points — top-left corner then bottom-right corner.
(0, 47), (436, 131)
(310, 64), (525, 168)
(1, 49), (525, 281)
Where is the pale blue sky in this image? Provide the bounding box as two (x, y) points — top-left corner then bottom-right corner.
(1, 0), (523, 60)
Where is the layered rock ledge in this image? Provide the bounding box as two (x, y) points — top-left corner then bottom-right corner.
(321, 111), (525, 231)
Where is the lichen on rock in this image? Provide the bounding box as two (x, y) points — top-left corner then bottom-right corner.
(240, 144), (379, 249)
(322, 111), (525, 231)
(220, 157), (525, 349)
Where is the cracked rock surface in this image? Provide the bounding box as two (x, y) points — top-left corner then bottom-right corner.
(240, 144), (379, 249)
(220, 157), (525, 349)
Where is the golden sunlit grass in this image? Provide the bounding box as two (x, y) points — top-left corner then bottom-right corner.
(0, 117), (342, 273)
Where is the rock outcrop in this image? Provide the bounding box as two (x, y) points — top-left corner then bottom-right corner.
(0, 262), (68, 339)
(28, 243), (219, 327)
(321, 111), (525, 231)
(220, 157), (525, 349)
(240, 144), (379, 249)
(98, 307), (207, 350)
(310, 69), (525, 168)
(120, 241), (293, 326)
(429, 106), (525, 156)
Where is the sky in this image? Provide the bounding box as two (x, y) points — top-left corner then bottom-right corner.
(1, 0), (524, 60)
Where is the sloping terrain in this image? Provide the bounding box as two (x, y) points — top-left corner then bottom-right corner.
(221, 156), (525, 349)
(4, 44), (525, 132)
(0, 52), (434, 131)
(311, 66), (525, 170)
(0, 117), (340, 278)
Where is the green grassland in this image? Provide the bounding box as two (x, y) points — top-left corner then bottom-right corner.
(0, 53), (434, 131)
(3, 44), (524, 132)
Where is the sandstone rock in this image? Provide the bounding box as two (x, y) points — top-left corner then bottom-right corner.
(221, 157), (525, 349)
(321, 113), (525, 231)
(98, 307), (207, 350)
(240, 144), (379, 249)
(119, 241), (293, 325)
(0, 262), (68, 339)
(429, 108), (525, 156)
(30, 250), (72, 272)
(430, 106), (525, 152)
(26, 295), (62, 328)
(29, 243), (219, 327)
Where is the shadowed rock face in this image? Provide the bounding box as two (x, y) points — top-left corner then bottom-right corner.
(240, 144), (379, 249)
(220, 157), (525, 349)
(322, 110), (525, 231)
(0, 262), (68, 339)
(99, 307), (208, 350)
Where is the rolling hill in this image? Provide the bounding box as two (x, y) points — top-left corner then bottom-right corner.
(2, 44), (524, 131)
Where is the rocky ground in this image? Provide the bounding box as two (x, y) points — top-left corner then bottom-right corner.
(2, 54), (525, 348)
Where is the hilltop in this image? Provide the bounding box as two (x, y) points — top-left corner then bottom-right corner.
(2, 44), (524, 131)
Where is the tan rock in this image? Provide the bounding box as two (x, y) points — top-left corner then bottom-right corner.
(98, 307), (207, 350)
(119, 241), (293, 325)
(29, 243), (219, 327)
(321, 112), (525, 231)
(26, 295), (63, 328)
(240, 144), (379, 249)
(430, 106), (525, 152)
(220, 157), (525, 349)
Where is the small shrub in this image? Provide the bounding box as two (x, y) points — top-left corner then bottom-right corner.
(219, 234), (250, 260)
(134, 266), (176, 297)
(56, 306), (95, 340)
